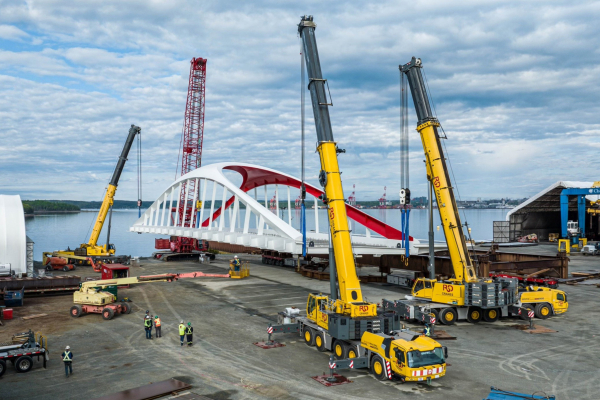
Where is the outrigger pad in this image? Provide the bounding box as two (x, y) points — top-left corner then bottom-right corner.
(253, 341), (285, 349)
(311, 373), (353, 387)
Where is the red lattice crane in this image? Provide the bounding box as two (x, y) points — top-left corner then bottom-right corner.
(155, 57), (208, 257)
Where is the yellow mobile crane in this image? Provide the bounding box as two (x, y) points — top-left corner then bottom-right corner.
(386, 58), (566, 324)
(267, 17), (448, 384)
(44, 125), (141, 265)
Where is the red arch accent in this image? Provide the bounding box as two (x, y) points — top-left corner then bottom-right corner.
(201, 165), (411, 241)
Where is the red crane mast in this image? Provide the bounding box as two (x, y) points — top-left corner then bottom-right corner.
(178, 57), (207, 227)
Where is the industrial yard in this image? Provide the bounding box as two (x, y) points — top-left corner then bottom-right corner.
(0, 248), (598, 399)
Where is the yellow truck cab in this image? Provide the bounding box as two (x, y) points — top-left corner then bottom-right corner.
(360, 330), (447, 382)
(519, 286), (568, 319)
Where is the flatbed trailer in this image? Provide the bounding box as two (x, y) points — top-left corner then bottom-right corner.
(0, 330), (49, 377)
(261, 251), (296, 267)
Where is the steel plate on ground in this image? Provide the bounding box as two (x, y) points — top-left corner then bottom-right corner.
(90, 378), (191, 400)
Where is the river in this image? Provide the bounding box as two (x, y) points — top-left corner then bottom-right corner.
(26, 208), (510, 261)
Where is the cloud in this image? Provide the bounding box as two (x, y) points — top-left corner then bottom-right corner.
(0, 0), (599, 203)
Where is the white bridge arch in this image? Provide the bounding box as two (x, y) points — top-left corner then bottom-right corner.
(130, 162), (420, 256)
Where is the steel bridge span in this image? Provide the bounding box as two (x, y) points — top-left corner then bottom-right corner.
(130, 162), (422, 256)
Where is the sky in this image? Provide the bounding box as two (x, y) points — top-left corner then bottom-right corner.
(0, 0), (599, 203)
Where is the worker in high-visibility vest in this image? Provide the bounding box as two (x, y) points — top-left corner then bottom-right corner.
(154, 315), (162, 338)
(186, 322), (194, 346)
(423, 323), (431, 337)
(232, 255), (241, 272)
(178, 320), (186, 346)
(144, 315), (153, 339)
(62, 345), (73, 377)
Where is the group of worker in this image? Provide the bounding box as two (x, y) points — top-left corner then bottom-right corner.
(143, 311), (193, 346)
(144, 310), (161, 339)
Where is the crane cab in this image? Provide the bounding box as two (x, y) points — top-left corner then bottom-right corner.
(411, 278), (465, 306)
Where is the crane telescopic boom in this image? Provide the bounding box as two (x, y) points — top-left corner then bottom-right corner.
(86, 125), (141, 250)
(299, 16), (373, 315)
(399, 58), (476, 283)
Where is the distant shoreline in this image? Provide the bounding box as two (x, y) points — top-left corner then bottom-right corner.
(26, 210), (81, 216)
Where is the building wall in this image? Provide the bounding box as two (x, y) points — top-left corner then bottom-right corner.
(0, 195), (27, 276)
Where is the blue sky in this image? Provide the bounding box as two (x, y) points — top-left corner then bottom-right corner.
(0, 0), (598, 202)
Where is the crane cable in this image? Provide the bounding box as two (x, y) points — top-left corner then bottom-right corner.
(400, 70), (410, 256)
(300, 38), (307, 257)
(137, 130), (142, 218)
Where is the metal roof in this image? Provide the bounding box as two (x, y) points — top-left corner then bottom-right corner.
(506, 181), (600, 220)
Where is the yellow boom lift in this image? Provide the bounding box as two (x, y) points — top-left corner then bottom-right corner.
(267, 16), (448, 384)
(44, 125), (141, 265)
(384, 58), (566, 324)
(71, 269), (231, 320)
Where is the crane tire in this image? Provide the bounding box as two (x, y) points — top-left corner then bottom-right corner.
(466, 307), (482, 323)
(15, 356), (33, 373)
(332, 340), (345, 360)
(303, 327), (315, 346)
(371, 355), (388, 381)
(535, 303), (552, 319)
(102, 307), (115, 320)
(343, 343), (358, 359)
(483, 308), (500, 322)
(439, 308), (457, 325)
(315, 331), (326, 352)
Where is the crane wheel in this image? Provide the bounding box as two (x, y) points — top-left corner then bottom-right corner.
(483, 308), (500, 322)
(466, 307), (482, 323)
(102, 307), (115, 320)
(439, 308), (457, 325)
(120, 303), (131, 314)
(344, 344), (358, 359)
(371, 355), (387, 381)
(303, 327), (315, 346)
(315, 332), (326, 352)
(46, 265), (52, 271)
(15, 356), (33, 373)
(520, 304), (534, 320)
(70, 305), (83, 318)
(333, 340), (344, 359)
(535, 303), (552, 319)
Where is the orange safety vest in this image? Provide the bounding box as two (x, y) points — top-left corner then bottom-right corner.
(155, 318), (161, 327)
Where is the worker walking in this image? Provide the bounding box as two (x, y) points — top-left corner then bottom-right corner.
(232, 255), (241, 272)
(186, 322), (194, 346)
(154, 315), (162, 338)
(62, 346), (73, 377)
(144, 315), (153, 339)
(178, 320), (186, 346)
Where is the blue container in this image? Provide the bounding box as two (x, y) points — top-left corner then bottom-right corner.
(485, 387), (555, 400)
(4, 287), (24, 307)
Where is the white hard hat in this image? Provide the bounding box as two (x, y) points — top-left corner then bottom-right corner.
(65, 345), (70, 350)
(234, 255), (238, 258)
(180, 320), (184, 324)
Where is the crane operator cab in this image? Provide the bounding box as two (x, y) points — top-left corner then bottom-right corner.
(411, 278), (465, 305)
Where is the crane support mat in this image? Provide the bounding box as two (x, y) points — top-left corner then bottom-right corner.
(253, 341), (285, 349)
(511, 324), (557, 334)
(311, 373), (353, 386)
(430, 330), (456, 340)
(90, 378), (191, 400)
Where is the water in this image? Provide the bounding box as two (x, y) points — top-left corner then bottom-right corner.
(26, 208), (509, 261)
